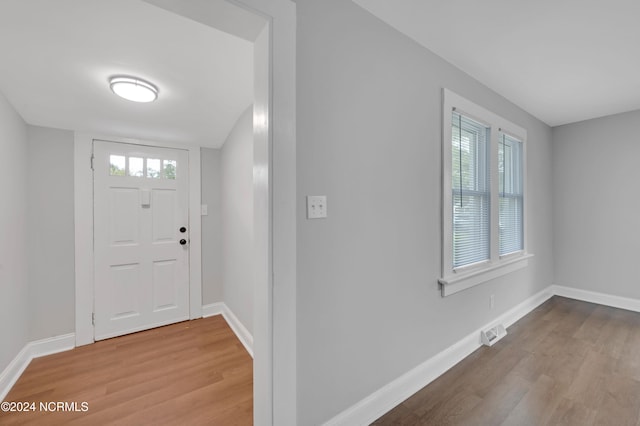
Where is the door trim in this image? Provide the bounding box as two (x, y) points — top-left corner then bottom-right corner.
(74, 133), (202, 346)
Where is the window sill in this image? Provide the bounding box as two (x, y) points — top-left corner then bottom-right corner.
(438, 253), (534, 297)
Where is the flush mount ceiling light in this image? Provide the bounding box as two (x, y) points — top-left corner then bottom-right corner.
(109, 76), (158, 103)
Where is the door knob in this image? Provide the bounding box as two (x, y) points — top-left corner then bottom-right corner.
(179, 239), (187, 245)
(179, 227), (187, 233)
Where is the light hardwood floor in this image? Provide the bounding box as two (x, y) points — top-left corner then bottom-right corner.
(375, 296), (640, 425)
(0, 315), (252, 426)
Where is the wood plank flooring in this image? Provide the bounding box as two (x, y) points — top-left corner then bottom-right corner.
(374, 296), (640, 425)
(0, 315), (252, 426)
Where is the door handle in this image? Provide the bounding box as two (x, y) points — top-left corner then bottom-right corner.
(179, 227), (187, 233)
(179, 239), (187, 245)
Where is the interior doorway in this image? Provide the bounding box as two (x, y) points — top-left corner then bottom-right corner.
(74, 0), (275, 423)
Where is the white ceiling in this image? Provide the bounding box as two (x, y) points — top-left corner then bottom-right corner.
(353, 0), (640, 127)
(0, 0), (256, 148)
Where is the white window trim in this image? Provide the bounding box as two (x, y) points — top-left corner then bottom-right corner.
(439, 89), (533, 297)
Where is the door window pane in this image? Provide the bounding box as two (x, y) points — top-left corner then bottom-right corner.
(147, 158), (161, 179)
(128, 157), (144, 177)
(163, 160), (176, 180)
(110, 155), (125, 176)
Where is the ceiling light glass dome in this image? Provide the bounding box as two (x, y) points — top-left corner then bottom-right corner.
(109, 76), (158, 103)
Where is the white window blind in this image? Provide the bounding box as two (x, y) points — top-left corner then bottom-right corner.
(441, 89), (531, 296)
(499, 133), (523, 255)
(451, 111), (490, 268)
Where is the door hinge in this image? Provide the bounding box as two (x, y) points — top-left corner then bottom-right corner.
(90, 154), (95, 171)
(92, 312), (95, 325)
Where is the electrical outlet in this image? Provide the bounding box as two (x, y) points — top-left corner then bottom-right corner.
(490, 294), (495, 309)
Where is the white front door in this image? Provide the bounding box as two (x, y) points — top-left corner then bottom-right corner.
(93, 140), (190, 340)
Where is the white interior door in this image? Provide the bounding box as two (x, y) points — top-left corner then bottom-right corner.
(93, 140), (190, 340)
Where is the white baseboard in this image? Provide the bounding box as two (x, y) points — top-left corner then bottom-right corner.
(202, 302), (225, 318)
(202, 302), (254, 358)
(323, 287), (555, 426)
(0, 345), (31, 403)
(553, 284), (640, 313)
(0, 333), (75, 402)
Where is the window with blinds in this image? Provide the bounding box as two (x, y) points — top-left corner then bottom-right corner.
(451, 111), (490, 268)
(499, 133), (523, 255)
(440, 89), (531, 296)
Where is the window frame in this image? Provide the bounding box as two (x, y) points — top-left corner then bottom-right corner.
(440, 89), (533, 296)
(450, 111), (491, 269)
(498, 132), (524, 256)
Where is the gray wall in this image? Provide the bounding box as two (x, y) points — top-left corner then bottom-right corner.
(0, 92), (29, 373)
(201, 147), (223, 305)
(296, 1), (554, 423)
(553, 110), (640, 298)
(221, 106), (254, 333)
(27, 125), (75, 341)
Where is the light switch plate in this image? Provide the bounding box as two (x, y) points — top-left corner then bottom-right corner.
(201, 204), (208, 216)
(307, 195), (327, 219)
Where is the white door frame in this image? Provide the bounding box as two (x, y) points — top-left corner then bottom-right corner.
(234, 1), (297, 425)
(74, 134), (203, 345)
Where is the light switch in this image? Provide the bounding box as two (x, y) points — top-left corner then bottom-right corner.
(201, 204), (208, 216)
(307, 195), (327, 219)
